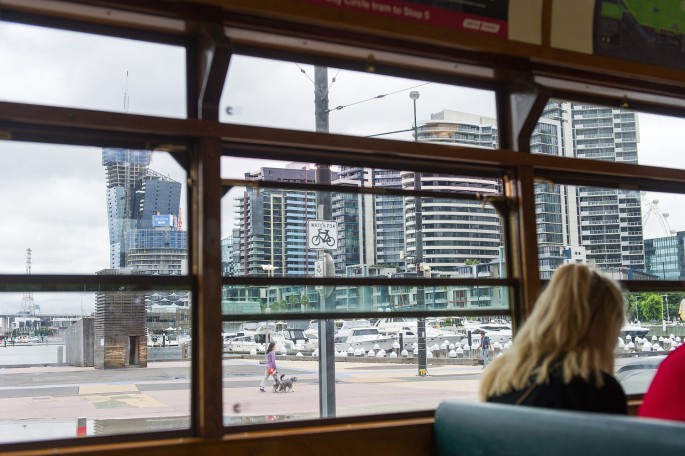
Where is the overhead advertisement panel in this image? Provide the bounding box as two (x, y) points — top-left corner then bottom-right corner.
(595, 0), (685, 71)
(552, 0), (685, 71)
(301, 0), (542, 44)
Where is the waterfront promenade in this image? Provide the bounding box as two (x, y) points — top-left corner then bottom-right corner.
(0, 356), (482, 443)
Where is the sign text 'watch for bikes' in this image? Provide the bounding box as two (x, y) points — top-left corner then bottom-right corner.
(307, 219), (338, 250)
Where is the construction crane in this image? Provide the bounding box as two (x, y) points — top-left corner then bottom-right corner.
(21, 248), (35, 316)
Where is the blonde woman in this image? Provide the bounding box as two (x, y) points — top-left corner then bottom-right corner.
(480, 263), (627, 414)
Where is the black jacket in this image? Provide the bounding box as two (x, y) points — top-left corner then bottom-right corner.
(487, 369), (627, 414)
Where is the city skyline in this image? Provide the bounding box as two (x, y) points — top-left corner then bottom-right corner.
(220, 102), (656, 312)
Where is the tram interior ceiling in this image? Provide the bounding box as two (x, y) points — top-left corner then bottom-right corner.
(1, 0), (685, 454)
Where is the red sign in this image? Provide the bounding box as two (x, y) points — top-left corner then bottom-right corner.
(302, 0), (508, 38)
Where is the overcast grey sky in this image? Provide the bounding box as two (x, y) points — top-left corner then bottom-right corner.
(1, 20), (684, 313)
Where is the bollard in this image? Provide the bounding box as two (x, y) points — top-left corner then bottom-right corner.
(57, 346), (64, 365)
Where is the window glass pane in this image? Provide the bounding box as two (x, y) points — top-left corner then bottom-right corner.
(222, 316), (502, 424)
(536, 100), (685, 169)
(0, 142), (187, 275)
(0, 21), (186, 118)
(617, 290), (684, 395)
(641, 192), (685, 279)
(534, 184), (685, 282)
(0, 290), (191, 444)
(221, 56), (497, 146)
(221, 161), (504, 280)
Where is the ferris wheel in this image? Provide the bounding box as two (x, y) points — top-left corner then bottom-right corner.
(642, 193), (675, 237)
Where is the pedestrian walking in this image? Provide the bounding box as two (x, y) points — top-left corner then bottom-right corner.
(482, 333), (491, 368)
(259, 341), (278, 392)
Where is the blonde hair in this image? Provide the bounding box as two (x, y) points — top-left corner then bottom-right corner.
(479, 263), (625, 400)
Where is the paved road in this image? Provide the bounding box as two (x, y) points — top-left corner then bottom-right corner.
(0, 358), (482, 443)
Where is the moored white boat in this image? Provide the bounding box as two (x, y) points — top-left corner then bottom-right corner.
(223, 335), (264, 353)
(334, 326), (397, 352)
(375, 317), (465, 350)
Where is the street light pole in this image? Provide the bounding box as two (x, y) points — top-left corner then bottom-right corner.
(410, 90), (427, 376)
(410, 91), (419, 143)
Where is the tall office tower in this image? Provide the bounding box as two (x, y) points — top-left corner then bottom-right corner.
(644, 232), (685, 280)
(232, 165), (318, 276)
(102, 148), (183, 270)
(403, 110), (502, 275)
(535, 102), (645, 274)
(134, 169), (182, 229)
(103, 148), (151, 268)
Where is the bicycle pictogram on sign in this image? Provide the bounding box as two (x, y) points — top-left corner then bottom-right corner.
(311, 228), (335, 247)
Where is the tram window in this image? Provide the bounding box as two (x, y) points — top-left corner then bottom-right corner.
(0, 21), (186, 118)
(0, 139), (191, 443)
(220, 157), (511, 423)
(220, 55), (497, 149)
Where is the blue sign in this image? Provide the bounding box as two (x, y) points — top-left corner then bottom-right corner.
(152, 214), (173, 227)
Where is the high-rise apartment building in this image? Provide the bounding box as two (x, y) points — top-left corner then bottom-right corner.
(232, 165), (318, 276)
(333, 167), (376, 273)
(404, 110), (501, 275)
(533, 102), (645, 277)
(373, 169), (405, 271)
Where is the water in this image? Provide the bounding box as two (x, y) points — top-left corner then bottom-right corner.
(0, 344), (64, 367)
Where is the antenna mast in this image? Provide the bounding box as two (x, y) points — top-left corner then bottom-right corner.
(124, 70), (130, 112)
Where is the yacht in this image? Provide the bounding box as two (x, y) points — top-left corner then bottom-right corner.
(375, 317), (465, 350)
(334, 326), (397, 352)
(223, 335), (264, 354)
(282, 327), (318, 352)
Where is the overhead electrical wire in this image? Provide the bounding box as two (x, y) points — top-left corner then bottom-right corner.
(326, 82), (431, 113)
(295, 64), (431, 114)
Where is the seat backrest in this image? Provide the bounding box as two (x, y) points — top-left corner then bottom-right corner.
(433, 400), (685, 456)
